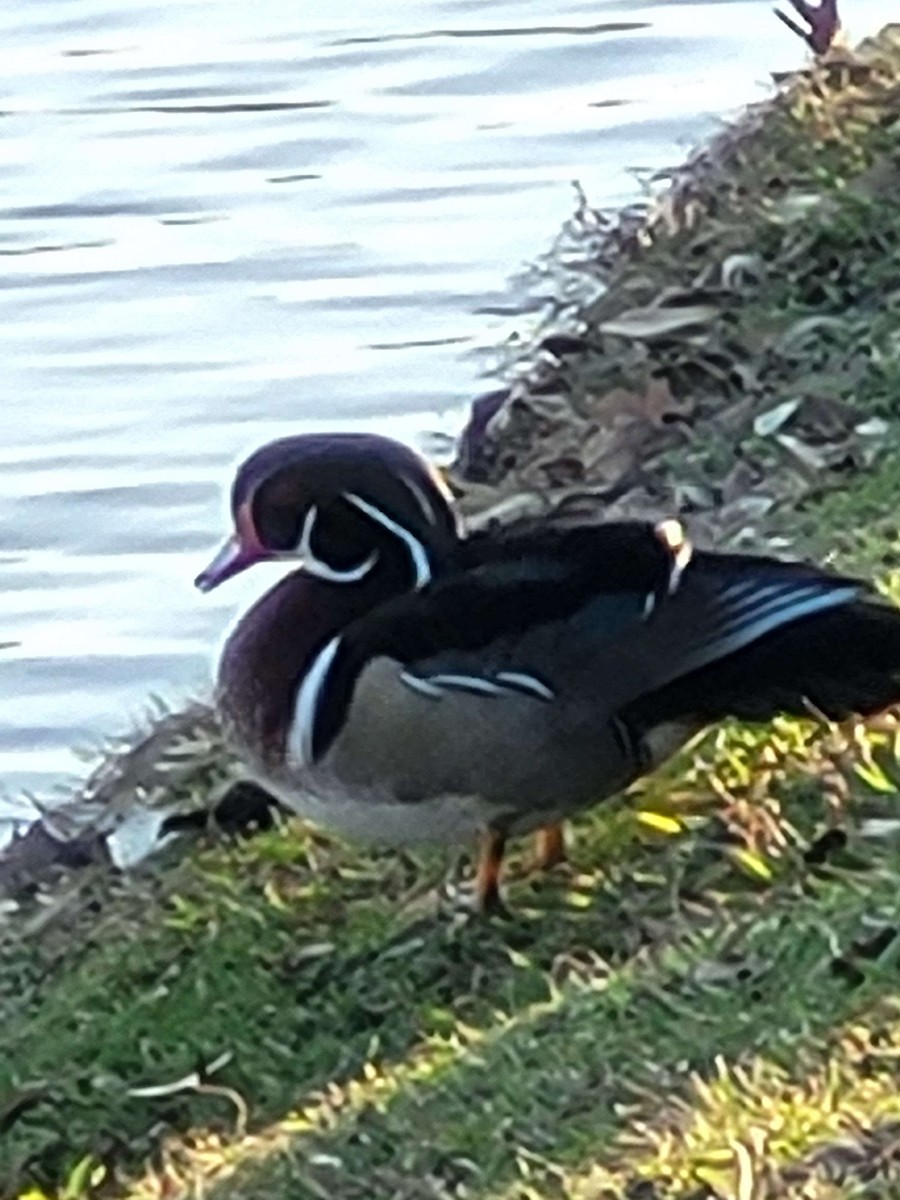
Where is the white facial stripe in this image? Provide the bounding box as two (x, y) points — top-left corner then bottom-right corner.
(297, 504), (379, 584)
(292, 636), (342, 767)
(398, 473), (439, 527)
(343, 492), (431, 589)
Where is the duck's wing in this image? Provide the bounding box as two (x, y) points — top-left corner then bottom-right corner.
(288, 522), (875, 811)
(624, 561), (900, 733)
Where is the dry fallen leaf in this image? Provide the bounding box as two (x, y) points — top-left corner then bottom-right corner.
(788, 394), (857, 443)
(855, 416), (889, 438)
(775, 432), (834, 471)
(594, 376), (693, 427)
(599, 303), (719, 340)
(753, 398), (802, 438)
(720, 458), (768, 505)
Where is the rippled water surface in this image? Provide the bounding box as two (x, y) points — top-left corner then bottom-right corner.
(1, 0), (896, 804)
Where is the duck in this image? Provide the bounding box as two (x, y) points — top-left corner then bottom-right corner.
(774, 0), (839, 55)
(196, 430), (900, 912)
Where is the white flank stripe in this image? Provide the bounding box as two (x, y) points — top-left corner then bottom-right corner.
(400, 671), (445, 699)
(343, 492), (432, 589)
(292, 636), (342, 767)
(426, 673), (506, 696)
(401, 669), (555, 702)
(495, 671), (555, 701)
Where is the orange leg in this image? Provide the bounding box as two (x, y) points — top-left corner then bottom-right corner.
(474, 828), (508, 914)
(533, 822), (566, 871)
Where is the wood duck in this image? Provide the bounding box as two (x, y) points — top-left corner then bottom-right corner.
(197, 431), (900, 911)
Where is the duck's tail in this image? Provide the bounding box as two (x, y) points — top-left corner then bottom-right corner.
(627, 599), (900, 730)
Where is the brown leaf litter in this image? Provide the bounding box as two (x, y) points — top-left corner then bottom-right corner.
(0, 704), (231, 902)
(452, 26), (900, 553)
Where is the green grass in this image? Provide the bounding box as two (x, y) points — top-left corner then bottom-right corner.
(7, 710), (900, 1198)
(6, 27), (900, 1200)
(202, 874), (900, 1200)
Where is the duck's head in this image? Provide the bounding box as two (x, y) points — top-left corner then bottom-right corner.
(195, 432), (459, 595)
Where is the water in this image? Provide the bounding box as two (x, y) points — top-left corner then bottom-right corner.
(1, 0), (895, 808)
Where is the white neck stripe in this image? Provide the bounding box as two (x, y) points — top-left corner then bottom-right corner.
(343, 492), (432, 589)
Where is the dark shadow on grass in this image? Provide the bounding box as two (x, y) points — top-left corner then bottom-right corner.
(199, 859), (900, 1200)
(0, 803), (765, 1192)
(3, 729), (899, 1197)
(0, 814), (661, 1191)
(9, 798), (871, 1200)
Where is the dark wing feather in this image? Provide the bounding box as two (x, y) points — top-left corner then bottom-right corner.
(372, 520), (683, 662)
(309, 522), (869, 761)
(309, 521), (677, 759)
(381, 556), (863, 701)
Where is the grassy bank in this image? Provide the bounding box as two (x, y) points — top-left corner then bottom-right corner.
(4, 25), (900, 1200)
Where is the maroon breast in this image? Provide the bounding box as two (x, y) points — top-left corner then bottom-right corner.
(216, 571), (356, 771)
